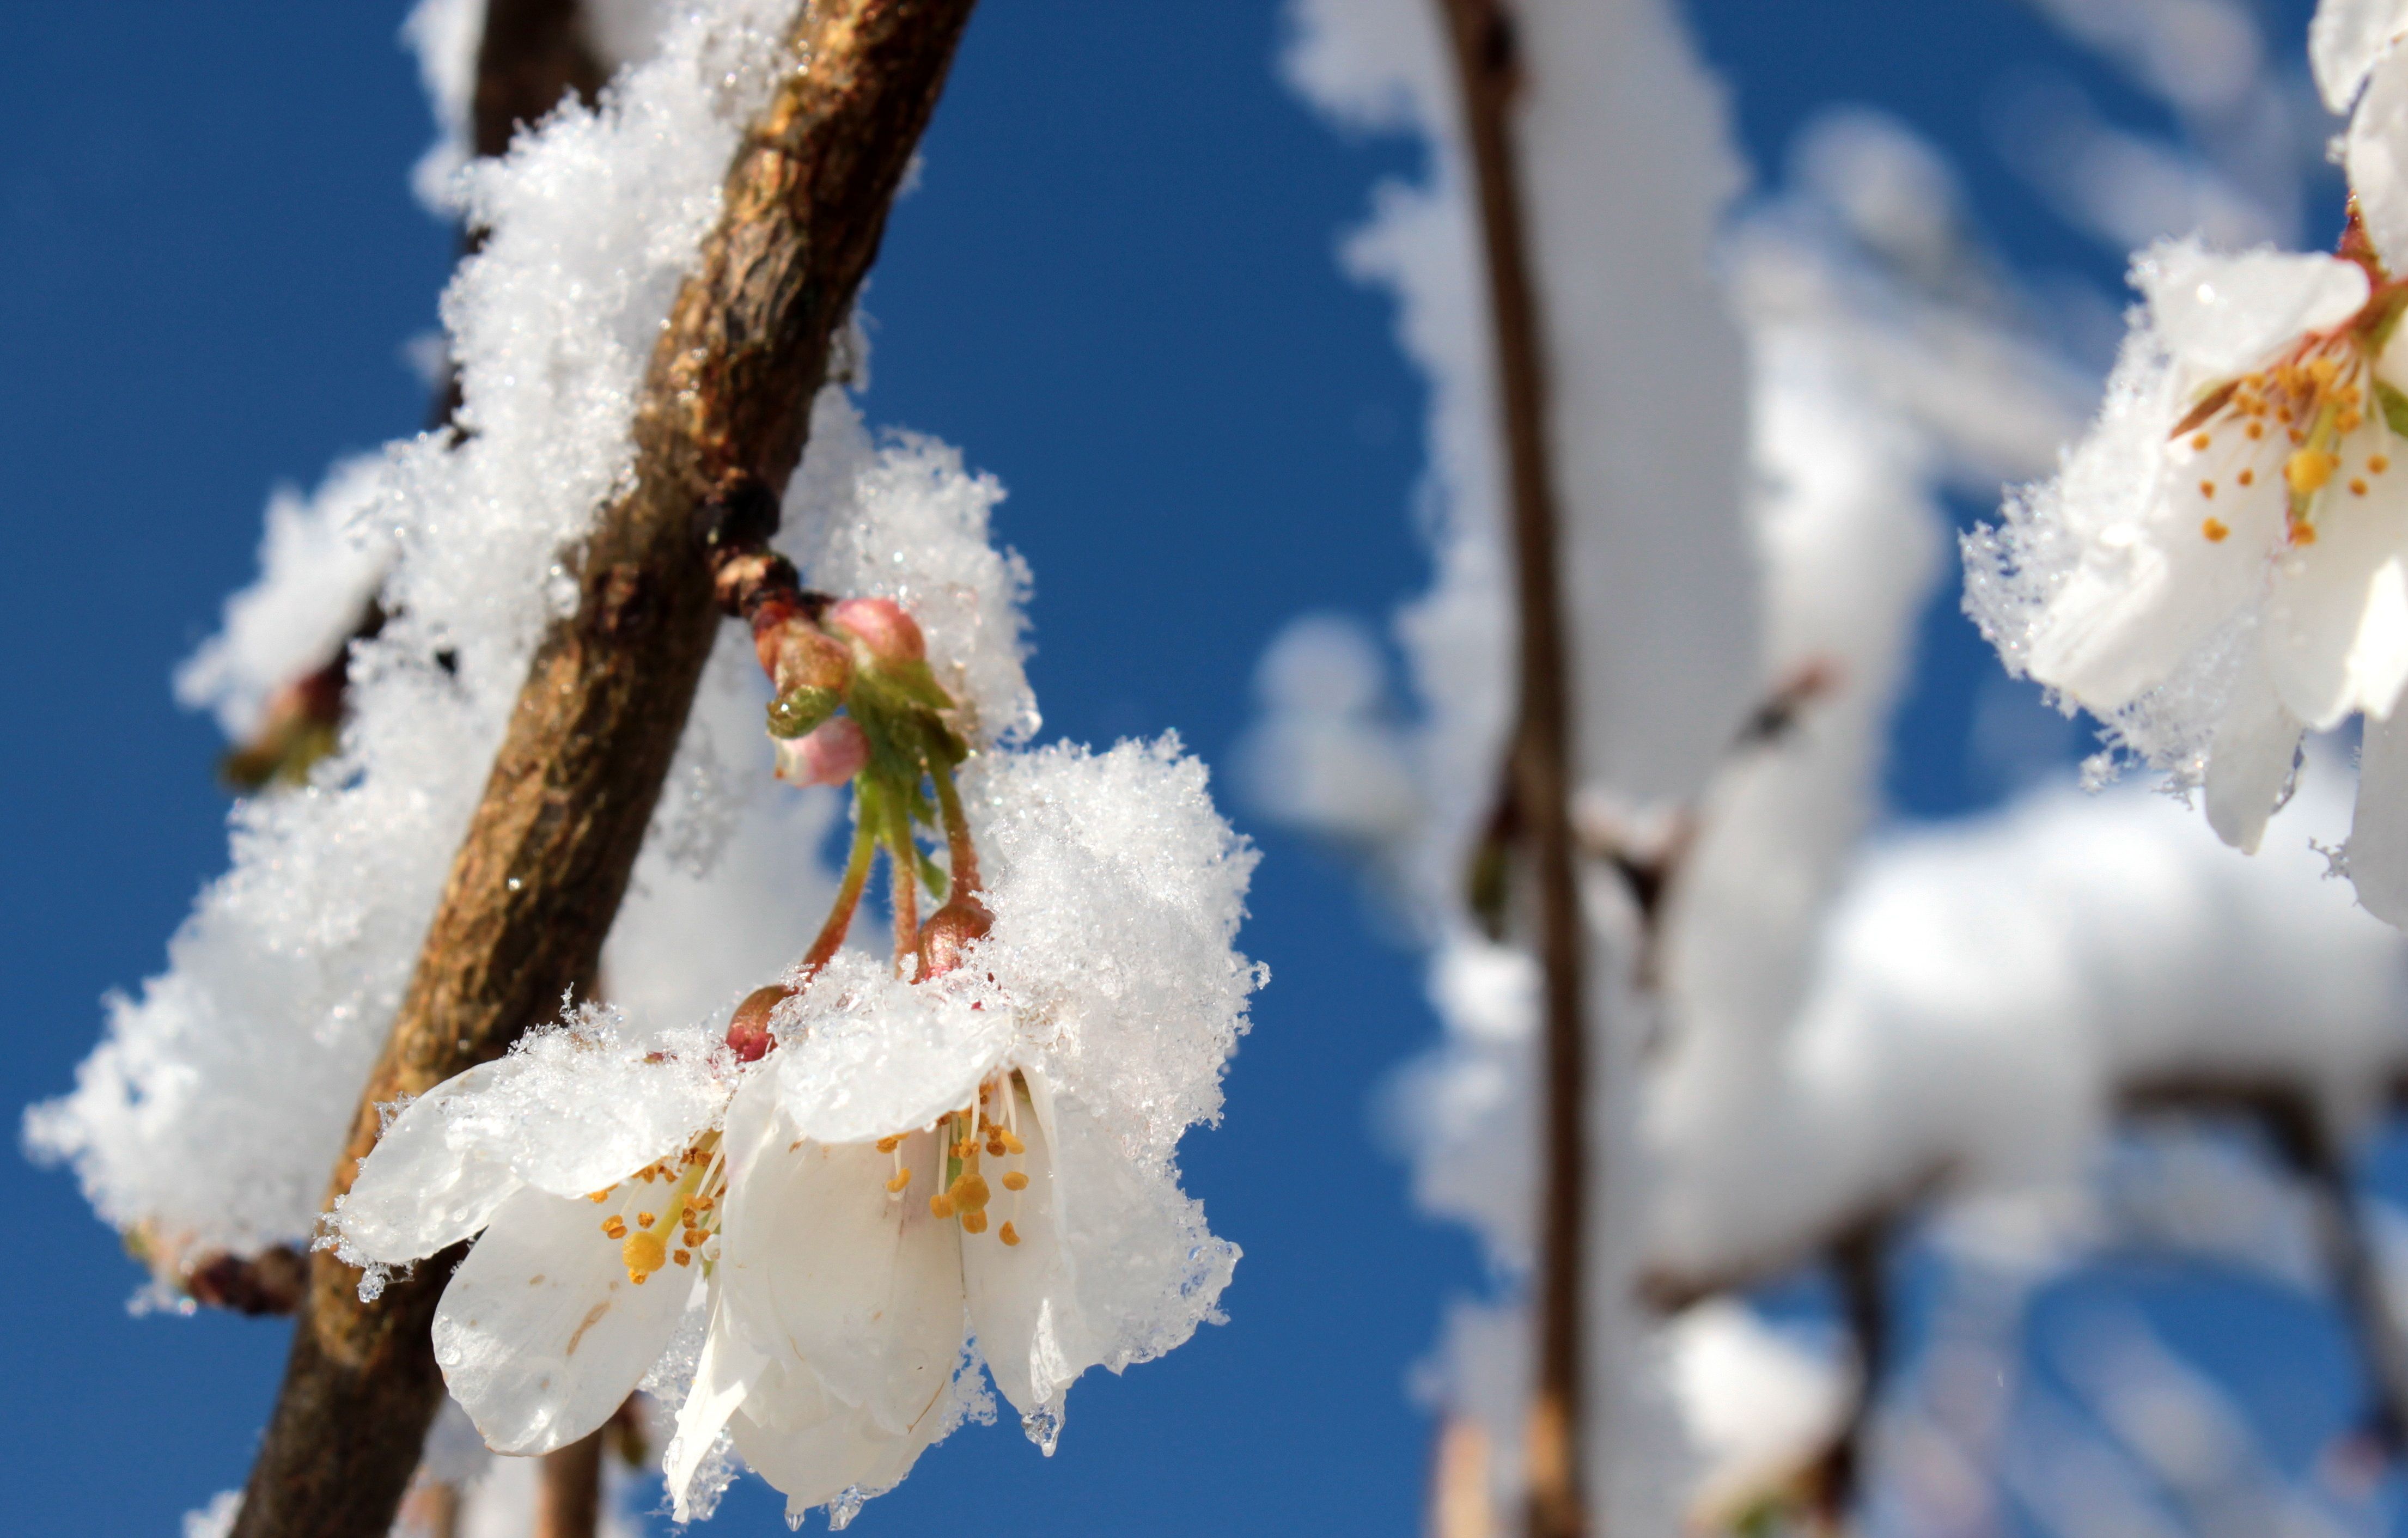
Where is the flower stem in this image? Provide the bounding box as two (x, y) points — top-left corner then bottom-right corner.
(885, 779), (922, 971)
(798, 813), (878, 975)
(928, 738), (982, 899)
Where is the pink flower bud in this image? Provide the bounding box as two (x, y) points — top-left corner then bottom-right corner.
(726, 984), (789, 1063)
(830, 596), (926, 665)
(914, 892), (995, 980)
(774, 716), (869, 787)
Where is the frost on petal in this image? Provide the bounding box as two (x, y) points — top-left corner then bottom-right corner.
(1032, 1087), (1238, 1380)
(332, 1060), (524, 1267)
(447, 1023), (731, 1199)
(431, 1183), (696, 1456)
(2203, 649), (2305, 854)
(2355, 41), (2408, 268)
(967, 737), (1264, 1156)
(717, 1116), (961, 1439)
(730, 1362), (943, 1527)
(2138, 244), (2367, 381)
(770, 955), (1013, 1145)
(960, 1072), (1089, 1428)
(2352, 710), (2408, 925)
(665, 1294), (767, 1522)
(2260, 474), (2408, 728)
(2313, 0), (2408, 110)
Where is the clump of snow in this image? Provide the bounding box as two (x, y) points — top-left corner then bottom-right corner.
(27, 0), (810, 1259)
(174, 459), (393, 741)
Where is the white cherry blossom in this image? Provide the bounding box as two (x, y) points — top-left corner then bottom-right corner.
(330, 1017), (740, 1456)
(1968, 234), (2408, 920)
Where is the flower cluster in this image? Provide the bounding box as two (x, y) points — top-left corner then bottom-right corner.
(1965, 0), (2408, 925)
(331, 591), (1258, 1525)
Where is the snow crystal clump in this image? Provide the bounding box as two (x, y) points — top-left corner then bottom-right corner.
(27, 0), (803, 1259)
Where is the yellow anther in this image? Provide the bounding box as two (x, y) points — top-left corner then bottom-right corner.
(2238, 468), (2255, 486)
(1002, 1170), (1029, 1192)
(2191, 432), (2210, 450)
(586, 1190), (611, 1204)
(986, 1138), (1007, 1157)
(950, 1173), (991, 1212)
(674, 1249), (692, 1267)
(2375, 454), (2393, 473)
(2247, 422), (2264, 440)
(887, 1168), (912, 1193)
(953, 1139), (976, 1160)
(999, 1222), (1021, 1247)
(2294, 520), (2320, 545)
(996, 1128), (1025, 1155)
(2199, 480), (2216, 499)
(930, 1192), (956, 1219)
(602, 1216), (627, 1240)
(622, 1230), (666, 1280)
(2343, 410), (2365, 433)
(2354, 478), (2370, 496)
(2288, 449), (2339, 495)
(2202, 517), (2229, 542)
(637, 1212), (656, 1229)
(961, 1210), (989, 1235)
(2311, 357), (2340, 387)
(876, 1135), (903, 1154)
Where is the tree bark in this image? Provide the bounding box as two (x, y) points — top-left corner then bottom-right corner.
(535, 1427), (606, 1538)
(1433, 3), (1588, 1535)
(229, 3), (977, 1533)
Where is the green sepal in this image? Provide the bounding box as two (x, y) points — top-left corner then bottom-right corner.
(766, 685), (839, 740)
(2376, 379), (2408, 440)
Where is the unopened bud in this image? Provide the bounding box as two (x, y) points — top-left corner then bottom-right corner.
(774, 717), (870, 787)
(830, 596), (926, 666)
(756, 615), (852, 695)
(767, 686), (840, 740)
(914, 892), (995, 979)
(726, 984), (790, 1063)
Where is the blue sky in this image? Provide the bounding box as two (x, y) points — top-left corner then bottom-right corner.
(0, 1), (2371, 1534)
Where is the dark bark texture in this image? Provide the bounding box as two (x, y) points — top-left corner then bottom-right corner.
(229, 3), (977, 1533)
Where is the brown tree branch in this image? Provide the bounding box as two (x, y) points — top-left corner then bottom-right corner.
(1435, 3), (1588, 1534)
(228, 4), (977, 1533)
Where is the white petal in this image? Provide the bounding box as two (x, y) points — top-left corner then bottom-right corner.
(729, 1368), (941, 1525)
(961, 1071), (1089, 1429)
(770, 953), (1014, 1145)
(2205, 647), (2306, 855)
(448, 1042), (729, 1200)
(2355, 42), (2408, 268)
(2141, 246), (2368, 379)
(2029, 454), (2288, 711)
(2261, 472), (2408, 728)
(430, 1183), (696, 1455)
(335, 1060), (523, 1265)
(2353, 709), (2408, 926)
(718, 1115), (964, 1437)
(665, 1294), (766, 1523)
(2313, 0), (2408, 110)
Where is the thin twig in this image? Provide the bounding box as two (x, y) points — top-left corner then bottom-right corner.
(1434, 2), (1588, 1534)
(2124, 1077), (2408, 1454)
(228, 5), (976, 1533)
(534, 1426), (606, 1538)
